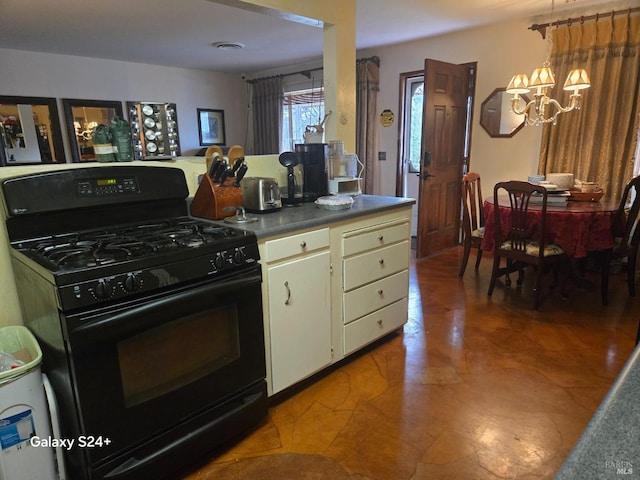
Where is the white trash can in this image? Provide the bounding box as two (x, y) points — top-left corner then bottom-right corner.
(0, 326), (56, 480)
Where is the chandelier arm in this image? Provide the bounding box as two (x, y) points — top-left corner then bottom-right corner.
(511, 96), (534, 115)
(546, 97), (577, 114)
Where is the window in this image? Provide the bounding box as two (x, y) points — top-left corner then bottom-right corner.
(281, 88), (325, 152)
(401, 76), (424, 173)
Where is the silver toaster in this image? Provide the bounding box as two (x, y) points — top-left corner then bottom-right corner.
(241, 177), (282, 212)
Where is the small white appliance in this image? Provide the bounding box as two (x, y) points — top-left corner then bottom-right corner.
(328, 143), (363, 195)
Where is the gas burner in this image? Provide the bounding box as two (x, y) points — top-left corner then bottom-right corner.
(47, 246), (95, 267)
(201, 225), (230, 237)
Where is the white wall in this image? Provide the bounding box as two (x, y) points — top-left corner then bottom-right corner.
(362, 18), (548, 198)
(0, 48), (248, 158)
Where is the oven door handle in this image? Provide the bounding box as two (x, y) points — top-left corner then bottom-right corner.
(70, 271), (262, 341)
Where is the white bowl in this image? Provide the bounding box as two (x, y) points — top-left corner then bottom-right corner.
(528, 175), (545, 184)
(545, 173), (574, 190)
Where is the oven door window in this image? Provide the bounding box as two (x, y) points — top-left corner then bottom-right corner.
(118, 305), (240, 408)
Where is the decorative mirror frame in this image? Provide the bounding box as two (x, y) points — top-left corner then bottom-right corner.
(62, 99), (124, 163)
(0, 95), (65, 166)
(479, 88), (529, 138)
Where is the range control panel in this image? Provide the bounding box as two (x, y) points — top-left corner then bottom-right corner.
(76, 176), (140, 197)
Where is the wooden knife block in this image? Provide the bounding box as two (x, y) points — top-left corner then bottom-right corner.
(190, 174), (244, 220)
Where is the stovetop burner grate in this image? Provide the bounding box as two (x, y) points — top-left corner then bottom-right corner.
(16, 217), (248, 272)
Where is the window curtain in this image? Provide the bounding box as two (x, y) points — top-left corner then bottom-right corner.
(356, 57), (380, 194)
(251, 76), (284, 155)
(538, 13), (640, 202)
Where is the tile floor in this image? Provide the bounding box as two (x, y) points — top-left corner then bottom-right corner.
(179, 248), (638, 479)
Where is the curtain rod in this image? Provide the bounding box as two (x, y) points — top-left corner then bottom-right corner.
(529, 6), (640, 39)
(357, 55), (380, 66)
(247, 67), (323, 84)
(247, 56), (379, 83)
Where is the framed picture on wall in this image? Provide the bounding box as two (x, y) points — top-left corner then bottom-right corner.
(197, 108), (225, 146)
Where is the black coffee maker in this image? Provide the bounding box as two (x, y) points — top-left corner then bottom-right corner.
(295, 143), (329, 202)
(279, 151), (303, 207)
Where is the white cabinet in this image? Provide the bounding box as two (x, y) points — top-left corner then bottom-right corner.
(259, 205), (412, 396)
(338, 217), (410, 356)
(261, 228), (332, 395)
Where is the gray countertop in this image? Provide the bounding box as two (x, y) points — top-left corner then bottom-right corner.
(555, 342), (640, 479)
(196, 194), (415, 239)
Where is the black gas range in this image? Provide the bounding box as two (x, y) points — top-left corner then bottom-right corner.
(4, 166), (259, 310)
(2, 166), (267, 480)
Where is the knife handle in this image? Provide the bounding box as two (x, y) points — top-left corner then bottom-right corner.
(208, 159), (222, 179)
(231, 156), (244, 175)
(233, 164), (248, 187)
(219, 166), (231, 186)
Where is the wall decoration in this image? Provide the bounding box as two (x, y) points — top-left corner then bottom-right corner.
(128, 101), (180, 159)
(62, 99), (123, 163)
(197, 109), (226, 146)
(379, 109), (394, 127)
(0, 95), (65, 166)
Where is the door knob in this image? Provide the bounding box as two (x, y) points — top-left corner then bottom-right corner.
(417, 172), (436, 180)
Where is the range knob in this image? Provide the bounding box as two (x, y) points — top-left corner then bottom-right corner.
(233, 248), (246, 265)
(123, 273), (141, 293)
(214, 253), (226, 270)
(94, 279), (113, 300)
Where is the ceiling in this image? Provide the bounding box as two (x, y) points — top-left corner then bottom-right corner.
(0, 0), (629, 75)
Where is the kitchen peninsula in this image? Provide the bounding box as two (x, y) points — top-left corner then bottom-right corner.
(0, 161), (414, 398)
(201, 195), (415, 396)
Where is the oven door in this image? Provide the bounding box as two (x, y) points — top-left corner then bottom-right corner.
(63, 266), (266, 473)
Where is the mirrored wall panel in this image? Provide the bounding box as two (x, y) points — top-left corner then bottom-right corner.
(62, 99), (124, 163)
(0, 95), (65, 165)
(127, 101), (180, 160)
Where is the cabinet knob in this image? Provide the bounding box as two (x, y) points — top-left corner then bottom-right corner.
(300, 241), (307, 248)
(377, 319), (383, 327)
(378, 235), (384, 242)
(377, 289), (384, 295)
(378, 258), (385, 265)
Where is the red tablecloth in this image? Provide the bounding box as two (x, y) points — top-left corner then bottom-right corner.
(482, 198), (617, 258)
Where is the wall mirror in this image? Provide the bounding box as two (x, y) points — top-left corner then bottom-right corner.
(62, 99), (124, 163)
(0, 95), (65, 166)
(480, 88), (528, 138)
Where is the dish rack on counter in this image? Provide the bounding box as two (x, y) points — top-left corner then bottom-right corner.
(128, 101), (181, 160)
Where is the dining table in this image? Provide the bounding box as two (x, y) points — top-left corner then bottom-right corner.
(481, 196), (619, 259)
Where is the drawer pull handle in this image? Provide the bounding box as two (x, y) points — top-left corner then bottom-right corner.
(378, 259), (385, 265)
(378, 289), (384, 295)
(378, 235), (384, 242)
(377, 319), (383, 327)
(300, 241), (307, 248)
(284, 281), (291, 305)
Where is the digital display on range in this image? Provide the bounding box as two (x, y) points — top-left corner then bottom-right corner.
(96, 178), (118, 186)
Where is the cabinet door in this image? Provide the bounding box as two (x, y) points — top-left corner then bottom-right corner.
(267, 250), (331, 394)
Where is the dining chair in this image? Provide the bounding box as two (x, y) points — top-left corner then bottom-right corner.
(601, 175), (640, 306)
(458, 172), (485, 277)
(487, 180), (567, 310)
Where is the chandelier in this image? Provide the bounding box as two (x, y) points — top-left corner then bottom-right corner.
(506, 0), (591, 126)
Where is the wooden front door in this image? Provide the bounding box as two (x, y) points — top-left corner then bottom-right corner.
(416, 59), (470, 259)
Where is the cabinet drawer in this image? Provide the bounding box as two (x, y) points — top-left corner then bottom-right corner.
(343, 241), (409, 291)
(343, 270), (408, 324)
(343, 299), (408, 355)
(263, 228), (330, 263)
(343, 221), (410, 256)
